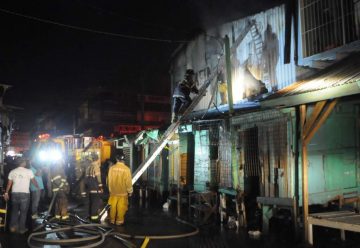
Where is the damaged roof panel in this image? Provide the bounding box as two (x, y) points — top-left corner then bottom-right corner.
(261, 52), (360, 108)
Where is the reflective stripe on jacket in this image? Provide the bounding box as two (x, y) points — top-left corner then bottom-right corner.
(173, 79), (199, 98)
(107, 162), (133, 196)
(86, 162), (102, 184)
(86, 162), (102, 191)
(51, 166), (68, 192)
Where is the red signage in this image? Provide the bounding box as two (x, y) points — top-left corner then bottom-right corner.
(113, 124), (162, 135)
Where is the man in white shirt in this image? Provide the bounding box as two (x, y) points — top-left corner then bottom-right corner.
(4, 157), (39, 234)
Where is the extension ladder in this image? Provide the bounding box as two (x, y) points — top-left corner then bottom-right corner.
(131, 68), (219, 185)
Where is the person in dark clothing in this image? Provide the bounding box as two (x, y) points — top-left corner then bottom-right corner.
(100, 158), (114, 196)
(172, 69), (199, 123)
(50, 161), (69, 220)
(85, 154), (103, 222)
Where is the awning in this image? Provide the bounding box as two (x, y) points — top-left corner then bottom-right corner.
(261, 52), (360, 108)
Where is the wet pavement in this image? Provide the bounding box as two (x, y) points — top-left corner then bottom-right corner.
(1, 195), (360, 248)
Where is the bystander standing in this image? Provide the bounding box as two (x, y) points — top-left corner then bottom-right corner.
(4, 157), (39, 234)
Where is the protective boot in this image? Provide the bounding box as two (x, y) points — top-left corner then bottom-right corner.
(171, 113), (178, 123)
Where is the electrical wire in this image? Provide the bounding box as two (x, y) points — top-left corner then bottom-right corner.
(0, 8), (189, 43)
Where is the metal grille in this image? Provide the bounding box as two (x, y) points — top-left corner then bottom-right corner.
(234, 109), (290, 197)
(193, 121), (222, 189)
(146, 143), (161, 189)
(257, 118), (288, 197)
(301, 0), (360, 57)
(209, 126), (220, 186)
(238, 127), (261, 177)
(219, 127), (232, 188)
(123, 146), (131, 168)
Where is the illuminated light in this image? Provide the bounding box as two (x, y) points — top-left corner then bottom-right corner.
(38, 133), (50, 140)
(232, 68), (245, 102)
(38, 149), (62, 162)
(39, 150), (48, 161)
(6, 150), (16, 157)
(50, 149), (62, 161)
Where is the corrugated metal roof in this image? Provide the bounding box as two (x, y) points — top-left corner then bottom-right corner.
(261, 52), (360, 107)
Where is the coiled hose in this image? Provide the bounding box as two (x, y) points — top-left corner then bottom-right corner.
(27, 215), (199, 247)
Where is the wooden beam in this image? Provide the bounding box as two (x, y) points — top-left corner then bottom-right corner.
(300, 105), (306, 131)
(304, 99), (338, 145)
(300, 104), (309, 242)
(302, 142), (309, 243)
(303, 100), (326, 137)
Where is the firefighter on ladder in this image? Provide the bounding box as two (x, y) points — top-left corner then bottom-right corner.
(85, 154), (103, 222)
(171, 69), (199, 123)
(51, 160), (69, 220)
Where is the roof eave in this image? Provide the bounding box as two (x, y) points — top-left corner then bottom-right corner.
(261, 81), (360, 108)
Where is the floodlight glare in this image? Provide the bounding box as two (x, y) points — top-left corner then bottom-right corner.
(6, 150), (16, 157)
(39, 150), (48, 161)
(38, 149), (62, 162)
(50, 149), (62, 161)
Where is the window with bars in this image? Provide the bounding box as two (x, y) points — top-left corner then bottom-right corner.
(301, 0), (360, 57)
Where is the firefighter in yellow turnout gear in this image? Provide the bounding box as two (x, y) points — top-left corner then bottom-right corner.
(50, 161), (69, 220)
(107, 153), (133, 225)
(85, 154), (103, 222)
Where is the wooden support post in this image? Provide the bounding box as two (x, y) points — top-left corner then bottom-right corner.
(177, 187), (181, 217)
(308, 223), (313, 245)
(341, 229), (346, 241)
(300, 104), (309, 242)
(302, 143), (309, 242)
(224, 35), (234, 115)
(300, 99), (338, 245)
(304, 99), (338, 144)
(292, 196), (298, 239)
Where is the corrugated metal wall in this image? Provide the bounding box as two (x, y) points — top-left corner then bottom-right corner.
(171, 4), (297, 112)
(305, 101), (360, 205)
(225, 5), (296, 94)
(232, 109), (294, 198)
(168, 141), (180, 186)
(194, 129), (210, 191)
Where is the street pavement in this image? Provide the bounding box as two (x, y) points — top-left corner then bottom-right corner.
(1, 194), (360, 247)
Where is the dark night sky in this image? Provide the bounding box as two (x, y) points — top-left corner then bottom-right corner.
(0, 0), (283, 132)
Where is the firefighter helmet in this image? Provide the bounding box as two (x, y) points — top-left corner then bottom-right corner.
(185, 69), (195, 76)
(115, 152), (125, 161)
(91, 153), (99, 162)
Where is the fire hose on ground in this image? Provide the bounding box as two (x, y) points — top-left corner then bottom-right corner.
(27, 194), (199, 247)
